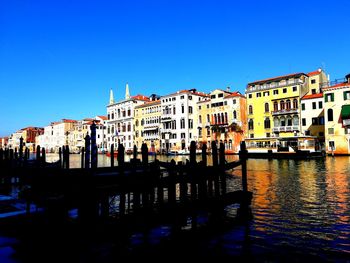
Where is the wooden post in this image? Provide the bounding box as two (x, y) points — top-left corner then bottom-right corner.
(25, 148), (30, 160)
(90, 122), (98, 169)
(133, 145), (137, 160)
(168, 159), (176, 204)
(41, 148), (46, 163)
(239, 141), (248, 192)
(189, 141), (196, 166)
(211, 141), (218, 167)
(85, 135), (90, 169)
(9, 149), (14, 162)
(0, 148), (3, 166)
(59, 147), (63, 168)
(19, 137), (23, 160)
(201, 143), (207, 167)
(178, 161), (187, 203)
(65, 145), (70, 169)
(219, 142), (225, 167)
(110, 144), (114, 168)
(14, 148), (18, 160)
(117, 144), (125, 166)
(141, 143), (148, 166)
(81, 147), (85, 168)
(36, 145), (40, 162)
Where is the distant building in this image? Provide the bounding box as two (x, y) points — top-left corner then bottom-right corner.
(106, 84), (150, 151)
(323, 74), (350, 155)
(0, 137), (9, 148)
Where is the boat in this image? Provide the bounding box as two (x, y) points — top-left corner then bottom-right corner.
(177, 149), (190, 155)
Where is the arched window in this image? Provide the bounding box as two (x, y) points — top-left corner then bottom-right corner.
(274, 117), (279, 127)
(214, 114), (217, 124)
(135, 120), (139, 127)
(274, 101), (278, 111)
(280, 116), (286, 126)
(224, 112), (228, 124)
(233, 110), (237, 119)
(287, 116), (292, 126)
(221, 113), (224, 124)
(286, 100), (291, 110)
(327, 109), (333, 122)
(293, 115), (299, 126)
(218, 114), (221, 124)
(293, 99), (298, 109)
(265, 103), (269, 113)
(248, 119), (254, 130)
(280, 100), (285, 110)
(264, 118), (271, 129)
(249, 105), (253, 114)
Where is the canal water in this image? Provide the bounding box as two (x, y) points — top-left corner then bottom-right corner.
(1, 154), (349, 261)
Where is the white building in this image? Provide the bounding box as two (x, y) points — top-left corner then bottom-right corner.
(160, 89), (208, 152)
(106, 84), (149, 151)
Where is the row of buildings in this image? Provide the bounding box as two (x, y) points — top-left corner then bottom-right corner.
(2, 69), (350, 155)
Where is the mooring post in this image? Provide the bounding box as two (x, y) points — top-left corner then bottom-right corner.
(65, 145), (70, 169)
(59, 147), (63, 168)
(190, 141), (196, 166)
(168, 159), (176, 204)
(133, 145), (137, 160)
(201, 143), (207, 167)
(36, 145), (40, 166)
(14, 148), (18, 160)
(117, 144), (125, 167)
(90, 122), (98, 169)
(141, 143), (148, 166)
(84, 134), (90, 169)
(19, 137), (23, 160)
(110, 144), (114, 168)
(219, 142), (225, 167)
(81, 147), (85, 168)
(239, 141), (248, 192)
(41, 148), (46, 164)
(0, 148), (3, 168)
(211, 141), (218, 167)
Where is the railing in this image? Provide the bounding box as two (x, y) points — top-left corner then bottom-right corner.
(272, 126), (299, 132)
(271, 108), (298, 115)
(320, 78), (346, 88)
(246, 79), (304, 93)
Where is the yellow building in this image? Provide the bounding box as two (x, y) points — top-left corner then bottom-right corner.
(323, 74), (350, 155)
(134, 98), (161, 153)
(197, 89), (246, 153)
(245, 71), (322, 152)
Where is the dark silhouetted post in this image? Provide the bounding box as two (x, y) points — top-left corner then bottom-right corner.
(25, 148), (30, 160)
(211, 141), (218, 167)
(168, 159), (176, 204)
(190, 141), (196, 166)
(239, 141), (248, 192)
(19, 137), (23, 160)
(110, 144), (114, 168)
(14, 148), (18, 160)
(36, 145), (40, 165)
(84, 134), (90, 169)
(90, 122), (98, 169)
(59, 147), (62, 168)
(65, 145), (70, 169)
(133, 145), (137, 160)
(201, 143), (207, 166)
(219, 142), (225, 167)
(141, 143), (148, 166)
(117, 144), (124, 166)
(81, 147), (85, 168)
(41, 148), (46, 163)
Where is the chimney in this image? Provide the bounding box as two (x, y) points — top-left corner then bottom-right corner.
(109, 88), (114, 105)
(226, 86), (230, 92)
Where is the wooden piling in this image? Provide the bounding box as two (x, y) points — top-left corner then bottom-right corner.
(85, 135), (90, 169)
(36, 145), (40, 162)
(239, 141), (248, 192)
(141, 143), (148, 166)
(59, 147), (62, 168)
(211, 141), (218, 167)
(81, 147), (85, 168)
(110, 144), (114, 168)
(117, 144), (125, 166)
(19, 137), (23, 160)
(201, 143), (207, 167)
(189, 141), (196, 166)
(133, 145), (137, 160)
(90, 122), (98, 169)
(65, 145), (70, 169)
(219, 142), (225, 167)
(41, 148), (46, 163)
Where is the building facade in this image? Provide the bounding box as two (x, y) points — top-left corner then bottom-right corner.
(323, 74), (350, 155)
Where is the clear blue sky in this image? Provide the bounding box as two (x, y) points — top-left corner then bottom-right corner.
(1, 0), (350, 137)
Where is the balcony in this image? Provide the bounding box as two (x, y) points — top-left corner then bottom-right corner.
(272, 126), (299, 133)
(271, 108), (298, 116)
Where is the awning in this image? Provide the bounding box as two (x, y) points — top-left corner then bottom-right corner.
(341, 105), (350, 119)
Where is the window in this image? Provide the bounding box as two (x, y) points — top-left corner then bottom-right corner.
(328, 128), (334, 135)
(199, 115), (202, 124)
(180, 118), (185, 129)
(180, 95), (184, 99)
(263, 91), (270, 96)
(233, 99), (236, 104)
(181, 104), (184, 113)
(199, 106), (201, 110)
(293, 99), (298, 109)
(207, 129), (210, 136)
(287, 117), (292, 126)
(207, 114), (210, 122)
(343, 91), (350, 100)
(189, 106), (193, 114)
(280, 100), (285, 110)
(250, 134), (254, 138)
(302, 118), (306, 126)
(264, 103), (269, 112)
(293, 86), (297, 92)
(274, 101), (278, 111)
(264, 118), (271, 129)
(327, 109), (333, 121)
(172, 120), (176, 129)
(286, 100), (291, 110)
(211, 95), (216, 99)
(248, 94), (252, 98)
(312, 102), (316, 109)
(325, 93), (334, 102)
(233, 110), (237, 119)
(224, 101), (227, 105)
(249, 105), (253, 114)
(181, 133), (185, 139)
(319, 101), (323, 109)
(218, 93), (223, 98)
(311, 79), (316, 84)
(319, 116), (325, 125)
(248, 119), (254, 130)
(273, 90), (279, 95)
(188, 96), (192, 100)
(301, 103), (305, 110)
(283, 88), (287, 93)
(266, 133), (270, 138)
(188, 119), (193, 129)
(256, 92), (261, 97)
(329, 141), (335, 151)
